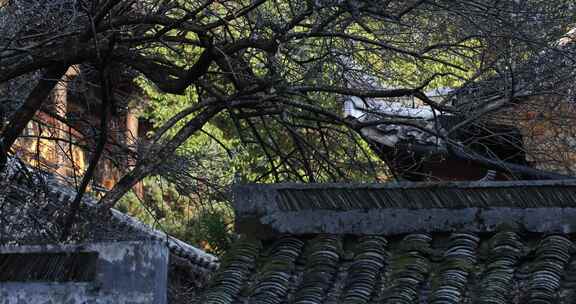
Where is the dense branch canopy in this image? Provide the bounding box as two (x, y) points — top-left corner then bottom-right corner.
(1, 0), (576, 207)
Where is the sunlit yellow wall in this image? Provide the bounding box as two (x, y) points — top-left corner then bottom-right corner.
(13, 118), (87, 178)
(489, 96), (576, 176)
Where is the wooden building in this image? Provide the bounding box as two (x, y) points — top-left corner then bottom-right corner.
(347, 28), (576, 181)
(11, 66), (149, 196)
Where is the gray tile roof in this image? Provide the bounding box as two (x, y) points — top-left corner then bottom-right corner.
(195, 182), (576, 303)
(0, 157), (219, 273)
(450, 28), (576, 110)
(198, 232), (576, 304)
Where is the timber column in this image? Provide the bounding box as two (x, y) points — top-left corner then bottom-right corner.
(126, 105), (144, 198)
(52, 66), (78, 178)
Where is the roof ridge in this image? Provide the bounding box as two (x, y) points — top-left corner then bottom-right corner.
(233, 182), (576, 238)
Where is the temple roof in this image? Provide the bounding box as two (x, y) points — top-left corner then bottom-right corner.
(0, 157), (219, 274)
(344, 27), (576, 158)
(195, 182), (576, 303)
(450, 27), (576, 112)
